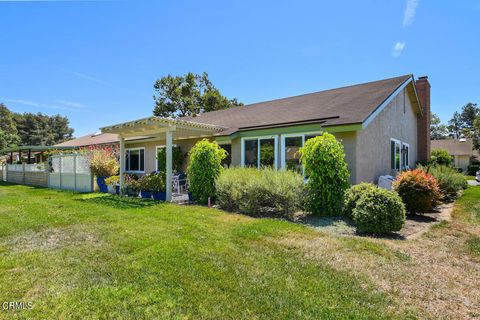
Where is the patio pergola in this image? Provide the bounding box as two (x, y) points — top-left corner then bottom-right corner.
(101, 117), (225, 201)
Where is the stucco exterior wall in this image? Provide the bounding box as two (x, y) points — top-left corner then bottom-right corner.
(332, 131), (357, 184)
(355, 88), (418, 183)
(125, 138), (204, 174)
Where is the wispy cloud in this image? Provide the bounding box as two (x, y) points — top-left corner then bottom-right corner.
(403, 0), (419, 27)
(392, 42), (406, 57)
(71, 72), (111, 86)
(0, 98), (88, 111)
(56, 100), (87, 109)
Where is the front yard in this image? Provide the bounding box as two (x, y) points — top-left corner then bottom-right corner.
(0, 182), (479, 319)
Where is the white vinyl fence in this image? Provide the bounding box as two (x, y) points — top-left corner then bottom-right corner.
(48, 154), (93, 192)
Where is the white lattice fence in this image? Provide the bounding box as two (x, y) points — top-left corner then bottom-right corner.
(48, 154), (93, 192)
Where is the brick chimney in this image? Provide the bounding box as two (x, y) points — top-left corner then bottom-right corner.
(415, 76), (431, 163)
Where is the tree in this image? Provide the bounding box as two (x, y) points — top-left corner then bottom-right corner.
(153, 72), (243, 117)
(430, 113), (449, 140)
(448, 103), (479, 139)
(0, 103), (19, 150)
(448, 111), (462, 139)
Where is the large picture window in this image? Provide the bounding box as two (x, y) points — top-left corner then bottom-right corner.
(242, 137), (277, 168)
(126, 148), (145, 173)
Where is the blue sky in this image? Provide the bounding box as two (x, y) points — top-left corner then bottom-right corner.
(1, 0), (479, 137)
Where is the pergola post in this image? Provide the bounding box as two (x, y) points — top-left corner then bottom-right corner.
(165, 129), (173, 202)
(119, 136), (125, 195)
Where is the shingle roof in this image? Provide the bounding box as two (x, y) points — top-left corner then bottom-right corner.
(55, 132), (119, 147)
(181, 74), (413, 136)
(431, 139), (474, 156)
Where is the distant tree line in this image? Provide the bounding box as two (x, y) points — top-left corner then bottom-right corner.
(0, 103), (74, 150)
(431, 102), (480, 149)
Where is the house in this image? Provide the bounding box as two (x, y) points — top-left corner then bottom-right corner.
(431, 138), (474, 170)
(58, 74), (431, 201)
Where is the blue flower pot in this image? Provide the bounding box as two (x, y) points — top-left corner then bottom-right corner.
(140, 191), (152, 199)
(152, 191), (166, 201)
(96, 176), (108, 193)
(188, 192), (193, 202)
(115, 185), (120, 195)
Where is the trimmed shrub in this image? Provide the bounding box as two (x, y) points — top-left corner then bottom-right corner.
(418, 165), (467, 200)
(187, 139), (227, 204)
(299, 133), (350, 216)
(467, 164), (480, 176)
(352, 187), (406, 234)
(393, 169), (442, 214)
(216, 167), (304, 218)
(430, 149), (453, 166)
(343, 183), (377, 218)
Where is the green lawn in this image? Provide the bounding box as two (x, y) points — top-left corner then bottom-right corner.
(0, 182), (403, 320)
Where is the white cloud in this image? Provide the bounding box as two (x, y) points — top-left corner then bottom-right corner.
(56, 100), (87, 109)
(71, 72), (111, 86)
(392, 42), (406, 57)
(403, 0), (419, 27)
(0, 98), (72, 111)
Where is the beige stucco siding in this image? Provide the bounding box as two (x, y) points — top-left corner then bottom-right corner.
(355, 88), (418, 183)
(332, 131), (357, 184)
(125, 138), (204, 174)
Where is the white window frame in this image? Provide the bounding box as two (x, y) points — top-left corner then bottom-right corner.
(241, 135), (278, 169)
(125, 147), (145, 173)
(280, 132), (322, 169)
(402, 142), (410, 169)
(390, 138), (401, 171)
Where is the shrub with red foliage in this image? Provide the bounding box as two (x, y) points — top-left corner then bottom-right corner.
(393, 169), (442, 214)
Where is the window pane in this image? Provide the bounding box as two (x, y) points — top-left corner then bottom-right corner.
(285, 136), (302, 172)
(391, 141), (395, 169)
(305, 134), (320, 142)
(404, 146), (409, 167)
(126, 151), (130, 171)
(220, 144), (231, 167)
(244, 140), (258, 167)
(395, 143), (401, 170)
(129, 149), (140, 171)
(260, 139), (275, 167)
(140, 149), (145, 171)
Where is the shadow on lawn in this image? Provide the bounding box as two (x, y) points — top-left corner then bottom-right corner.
(76, 194), (158, 209)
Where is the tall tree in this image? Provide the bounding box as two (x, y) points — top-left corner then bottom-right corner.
(430, 113), (449, 140)
(153, 72), (243, 117)
(13, 111), (73, 146)
(0, 103), (19, 150)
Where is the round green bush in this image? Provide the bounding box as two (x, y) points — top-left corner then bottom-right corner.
(299, 133), (350, 216)
(187, 139), (227, 204)
(352, 188), (406, 234)
(343, 183), (377, 218)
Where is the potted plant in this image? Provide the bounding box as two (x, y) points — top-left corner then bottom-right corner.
(149, 172), (166, 201)
(137, 175), (152, 199)
(123, 174), (139, 197)
(89, 149), (119, 193)
(105, 175), (120, 194)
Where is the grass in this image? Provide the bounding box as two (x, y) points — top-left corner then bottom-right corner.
(1, 182), (480, 319)
(0, 182), (401, 320)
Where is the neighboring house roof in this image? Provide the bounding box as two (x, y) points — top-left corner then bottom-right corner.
(55, 132), (120, 147)
(431, 139), (473, 156)
(181, 74), (420, 136)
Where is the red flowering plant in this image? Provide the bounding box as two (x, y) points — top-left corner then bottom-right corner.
(87, 145), (120, 178)
(393, 169), (442, 214)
